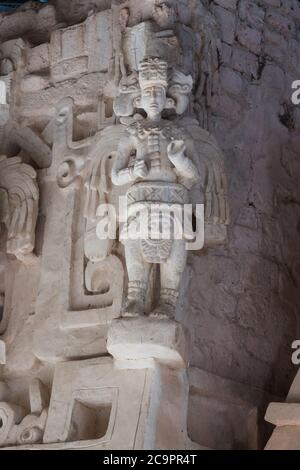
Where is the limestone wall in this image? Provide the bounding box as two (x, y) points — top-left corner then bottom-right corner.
(182, 0), (300, 448)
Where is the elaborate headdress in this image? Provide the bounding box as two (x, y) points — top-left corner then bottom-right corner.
(114, 57), (193, 117)
(138, 57), (168, 90)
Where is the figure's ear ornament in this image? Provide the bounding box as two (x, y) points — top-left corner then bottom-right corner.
(133, 96), (142, 109)
(168, 70), (193, 115)
(165, 97), (176, 110)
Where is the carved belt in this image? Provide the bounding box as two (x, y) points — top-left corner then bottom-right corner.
(126, 181), (189, 206)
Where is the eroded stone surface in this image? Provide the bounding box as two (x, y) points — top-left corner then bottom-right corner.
(0, 0), (299, 451)
(107, 317), (189, 368)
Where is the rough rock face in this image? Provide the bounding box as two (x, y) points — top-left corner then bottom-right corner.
(0, 0), (299, 450)
(187, 0), (300, 392)
(183, 0), (300, 449)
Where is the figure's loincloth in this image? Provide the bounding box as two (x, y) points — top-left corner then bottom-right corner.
(120, 182), (194, 262)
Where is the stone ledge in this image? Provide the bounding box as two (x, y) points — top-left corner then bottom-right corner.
(107, 317), (189, 369)
(265, 402), (300, 426)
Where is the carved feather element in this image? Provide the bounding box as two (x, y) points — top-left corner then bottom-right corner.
(178, 117), (229, 226)
(0, 156), (39, 262)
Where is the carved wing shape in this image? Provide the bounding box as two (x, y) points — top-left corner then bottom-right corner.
(0, 156), (39, 262)
(84, 124), (128, 221)
(179, 117), (230, 246)
(83, 125), (128, 261)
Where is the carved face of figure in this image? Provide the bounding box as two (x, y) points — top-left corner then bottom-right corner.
(140, 85), (167, 119)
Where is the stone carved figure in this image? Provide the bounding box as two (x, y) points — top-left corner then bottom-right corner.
(0, 156), (39, 264)
(111, 56), (229, 318)
(64, 54), (228, 320)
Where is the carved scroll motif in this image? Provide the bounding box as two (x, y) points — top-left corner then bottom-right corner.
(0, 379), (49, 448)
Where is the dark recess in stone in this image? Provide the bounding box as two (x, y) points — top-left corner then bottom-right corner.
(257, 56), (266, 81)
(279, 103), (295, 131)
(0, 0), (48, 13)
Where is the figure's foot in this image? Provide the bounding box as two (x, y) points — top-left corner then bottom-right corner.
(150, 303), (175, 320)
(122, 300), (145, 318)
(123, 281), (147, 318)
(150, 289), (178, 320)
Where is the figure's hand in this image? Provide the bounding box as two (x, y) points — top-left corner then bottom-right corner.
(167, 140), (186, 165)
(133, 160), (148, 179)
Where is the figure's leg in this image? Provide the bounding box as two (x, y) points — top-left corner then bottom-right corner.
(123, 240), (151, 317)
(152, 240), (187, 319)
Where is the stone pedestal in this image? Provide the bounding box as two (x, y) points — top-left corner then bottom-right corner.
(107, 317), (189, 369)
(265, 369), (300, 450)
(104, 318), (197, 449)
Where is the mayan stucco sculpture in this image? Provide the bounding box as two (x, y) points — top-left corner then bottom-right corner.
(0, 0), (233, 449)
(110, 56), (229, 319)
(111, 57), (197, 318)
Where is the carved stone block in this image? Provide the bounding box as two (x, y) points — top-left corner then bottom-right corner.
(33, 100), (124, 362)
(27, 44), (50, 74)
(123, 21), (179, 71)
(3, 357), (195, 450)
(50, 10), (113, 82)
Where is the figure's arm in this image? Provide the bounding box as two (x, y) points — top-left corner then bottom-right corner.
(167, 140), (200, 182)
(111, 136), (135, 186)
(112, 135), (148, 186)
